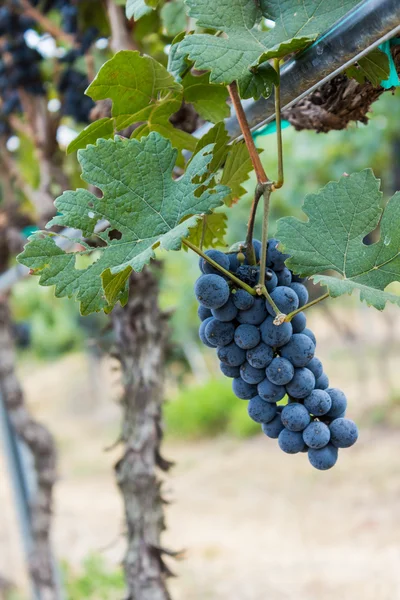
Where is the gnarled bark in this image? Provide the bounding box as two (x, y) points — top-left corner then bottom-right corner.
(0, 298), (58, 599)
(111, 266), (172, 600)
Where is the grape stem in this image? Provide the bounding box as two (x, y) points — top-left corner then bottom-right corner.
(182, 238), (257, 296)
(258, 183), (273, 290)
(272, 59), (284, 190)
(244, 185), (263, 265)
(285, 292), (330, 321)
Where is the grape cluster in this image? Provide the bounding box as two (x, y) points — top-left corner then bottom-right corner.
(195, 239), (358, 471)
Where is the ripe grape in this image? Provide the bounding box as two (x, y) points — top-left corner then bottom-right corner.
(212, 297), (238, 321)
(217, 342), (246, 367)
(266, 357), (294, 386)
(260, 316), (293, 348)
(325, 388), (347, 418)
(240, 362), (265, 385)
(315, 373), (329, 390)
(194, 274), (230, 309)
(276, 267), (292, 286)
(308, 444), (338, 470)
(234, 324), (260, 350)
(220, 363), (240, 378)
(232, 377), (257, 400)
(205, 318), (235, 347)
(266, 286), (299, 316)
(197, 305), (212, 321)
(303, 421), (330, 449)
(262, 414), (285, 439)
(237, 297), (268, 325)
(232, 289), (254, 310)
(267, 238), (289, 271)
(199, 317), (217, 348)
(304, 389), (332, 416)
(248, 396), (277, 424)
(285, 368), (315, 399)
(202, 249), (230, 275)
(258, 378), (286, 403)
(278, 429), (306, 454)
(265, 269), (278, 292)
(290, 282), (309, 307)
(291, 311), (306, 333)
(281, 403), (311, 432)
(280, 333), (315, 367)
(246, 343), (274, 369)
(307, 357), (323, 380)
(329, 418), (358, 448)
(303, 328), (317, 346)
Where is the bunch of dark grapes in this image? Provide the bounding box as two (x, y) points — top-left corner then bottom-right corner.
(0, 6), (44, 129)
(195, 239), (358, 471)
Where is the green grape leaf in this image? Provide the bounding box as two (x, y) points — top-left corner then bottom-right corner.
(186, 212), (228, 249)
(126, 0), (158, 20)
(67, 118), (114, 154)
(18, 133), (230, 315)
(168, 31), (191, 82)
(276, 170), (400, 310)
(221, 141), (260, 206)
(190, 122), (230, 172)
(68, 51), (197, 155)
(182, 72), (230, 123)
(260, 0), (361, 48)
(176, 0), (361, 95)
(345, 48), (390, 87)
(239, 62), (278, 101)
(160, 0), (186, 36)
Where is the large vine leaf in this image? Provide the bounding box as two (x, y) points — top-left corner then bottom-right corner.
(182, 72), (230, 123)
(276, 169), (400, 310)
(221, 140), (259, 206)
(175, 0), (362, 97)
(18, 133), (230, 315)
(160, 0), (186, 36)
(67, 51), (195, 155)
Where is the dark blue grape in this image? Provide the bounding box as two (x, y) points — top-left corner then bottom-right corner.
(199, 317), (217, 348)
(291, 312), (306, 333)
(307, 357), (323, 380)
(267, 238), (289, 271)
(325, 388), (347, 418)
(217, 342), (246, 367)
(228, 253), (239, 272)
(240, 362), (265, 385)
(266, 357), (294, 386)
(248, 396), (277, 424)
(262, 414), (284, 438)
(195, 274), (230, 309)
(237, 297), (268, 325)
(205, 318), (235, 347)
(202, 249), (230, 275)
(329, 418), (358, 448)
(232, 289), (254, 310)
(198, 256), (205, 273)
(290, 282), (309, 307)
(257, 378), (286, 403)
(260, 316), (293, 348)
(198, 305), (212, 321)
(303, 328), (316, 346)
(285, 368), (316, 399)
(236, 264), (260, 286)
(281, 403), (310, 432)
(308, 444), (338, 470)
(234, 324), (260, 350)
(315, 373), (329, 390)
(280, 333), (315, 367)
(278, 429), (306, 454)
(252, 239), (262, 261)
(220, 363), (240, 378)
(266, 286), (299, 316)
(304, 390), (332, 416)
(277, 267), (292, 287)
(265, 269), (278, 293)
(212, 297), (238, 321)
(303, 421), (330, 449)
(246, 343), (274, 369)
(232, 377), (257, 400)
